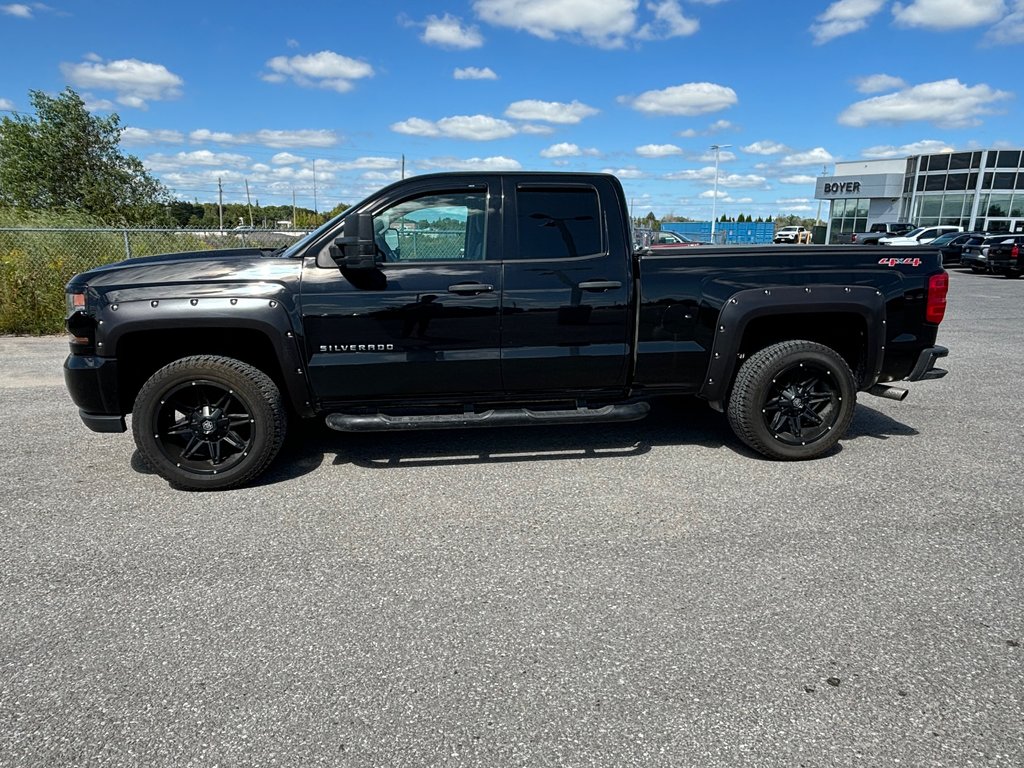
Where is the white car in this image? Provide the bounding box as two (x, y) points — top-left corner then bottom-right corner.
(878, 225), (962, 246)
(774, 225), (809, 244)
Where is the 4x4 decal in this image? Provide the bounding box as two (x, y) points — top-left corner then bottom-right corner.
(879, 257), (922, 267)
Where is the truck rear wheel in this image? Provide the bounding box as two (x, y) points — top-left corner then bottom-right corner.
(727, 341), (856, 460)
(132, 355), (287, 490)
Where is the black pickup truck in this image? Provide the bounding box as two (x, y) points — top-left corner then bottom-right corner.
(64, 172), (950, 490)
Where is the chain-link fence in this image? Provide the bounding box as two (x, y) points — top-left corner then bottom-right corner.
(0, 227), (311, 334)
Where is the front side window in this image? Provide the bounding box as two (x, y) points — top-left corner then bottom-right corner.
(516, 186), (603, 259)
(373, 191), (487, 262)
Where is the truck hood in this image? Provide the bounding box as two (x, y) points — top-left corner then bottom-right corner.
(67, 247), (303, 293)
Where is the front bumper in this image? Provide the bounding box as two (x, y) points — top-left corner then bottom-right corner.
(906, 345), (949, 382)
(64, 354), (126, 433)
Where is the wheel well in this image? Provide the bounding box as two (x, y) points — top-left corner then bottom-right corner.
(738, 312), (868, 383)
(114, 328), (286, 414)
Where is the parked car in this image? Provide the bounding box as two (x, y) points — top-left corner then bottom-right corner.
(774, 225), (810, 244)
(648, 231), (704, 248)
(931, 231), (987, 266)
(849, 222), (914, 245)
(878, 225), (963, 246)
(986, 235), (1024, 278)
(960, 235), (1008, 273)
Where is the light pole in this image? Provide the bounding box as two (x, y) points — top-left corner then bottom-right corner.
(709, 143), (731, 243)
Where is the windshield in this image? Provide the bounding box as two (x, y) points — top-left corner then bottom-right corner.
(898, 227), (926, 239)
(277, 208), (352, 258)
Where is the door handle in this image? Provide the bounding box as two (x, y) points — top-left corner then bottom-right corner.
(448, 282), (494, 294)
(577, 280), (622, 291)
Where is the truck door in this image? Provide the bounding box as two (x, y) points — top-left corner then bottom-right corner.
(300, 179), (502, 401)
(499, 177), (632, 394)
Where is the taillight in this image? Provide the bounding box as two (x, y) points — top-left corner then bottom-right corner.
(1012, 244), (1019, 260)
(851, 233), (857, 243)
(926, 272), (948, 324)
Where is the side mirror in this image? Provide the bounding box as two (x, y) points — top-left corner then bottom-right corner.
(329, 213), (378, 270)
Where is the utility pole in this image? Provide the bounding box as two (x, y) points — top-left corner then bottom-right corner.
(312, 159), (318, 219)
(244, 179), (253, 226)
(218, 177), (223, 230)
(292, 188), (297, 228)
(709, 143), (731, 243)
(401, 154), (405, 180)
(815, 164), (828, 225)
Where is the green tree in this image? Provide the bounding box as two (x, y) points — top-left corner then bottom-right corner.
(0, 87), (169, 223)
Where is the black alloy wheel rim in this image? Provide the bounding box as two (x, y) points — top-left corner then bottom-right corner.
(762, 362), (841, 446)
(153, 380), (256, 475)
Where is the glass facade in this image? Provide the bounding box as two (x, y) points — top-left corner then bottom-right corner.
(820, 149), (1024, 242)
(828, 197), (869, 235)
(903, 149), (1024, 231)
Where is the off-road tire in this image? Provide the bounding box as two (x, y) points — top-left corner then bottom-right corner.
(132, 355), (287, 491)
(727, 340), (856, 460)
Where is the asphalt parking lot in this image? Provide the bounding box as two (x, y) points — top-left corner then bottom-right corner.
(1, 267), (1022, 767)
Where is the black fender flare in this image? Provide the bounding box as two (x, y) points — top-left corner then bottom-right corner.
(698, 285), (887, 405)
(93, 296), (314, 417)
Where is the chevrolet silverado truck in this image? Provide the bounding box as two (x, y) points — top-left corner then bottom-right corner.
(63, 172), (950, 490)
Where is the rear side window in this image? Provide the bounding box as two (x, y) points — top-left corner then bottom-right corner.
(516, 186), (602, 259)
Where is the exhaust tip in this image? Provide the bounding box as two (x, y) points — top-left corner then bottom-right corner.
(868, 384), (909, 402)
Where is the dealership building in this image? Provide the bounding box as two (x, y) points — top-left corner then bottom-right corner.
(815, 148), (1024, 243)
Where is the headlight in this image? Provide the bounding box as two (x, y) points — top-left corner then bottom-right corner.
(67, 290), (87, 316)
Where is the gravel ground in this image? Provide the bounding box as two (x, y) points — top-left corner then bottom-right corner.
(1, 267), (1021, 767)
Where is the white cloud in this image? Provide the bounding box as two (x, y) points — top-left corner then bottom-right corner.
(474, 0), (639, 47)
(699, 190), (753, 203)
(811, 0), (886, 44)
(541, 142), (582, 158)
(854, 73), (907, 93)
(120, 127), (185, 146)
(0, 98), (14, 110)
(742, 140), (789, 155)
(697, 149), (736, 162)
(707, 119), (733, 132)
(777, 198), (812, 204)
(892, 0), (1006, 29)
(421, 14), (484, 48)
(780, 147), (834, 166)
(678, 128), (698, 138)
(666, 167), (767, 188)
(838, 78), (1012, 128)
(620, 82), (737, 116)
(145, 151), (251, 172)
(861, 139), (955, 158)
(519, 123), (555, 135)
(637, 1), (700, 39)
(417, 156), (523, 171)
(263, 51), (373, 93)
(60, 57), (184, 109)
(504, 99), (599, 124)
(636, 143), (683, 157)
(1, 3), (32, 17)
(189, 128), (340, 148)
(780, 175), (818, 184)
(603, 167), (648, 179)
(391, 114), (518, 140)
(271, 152), (305, 165)
(986, 1), (1024, 43)
(454, 66), (498, 80)
(318, 157), (401, 171)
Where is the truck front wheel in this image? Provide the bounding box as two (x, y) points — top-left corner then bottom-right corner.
(132, 355), (287, 490)
(727, 341), (856, 460)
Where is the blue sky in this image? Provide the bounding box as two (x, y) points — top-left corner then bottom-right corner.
(1, 0), (1022, 219)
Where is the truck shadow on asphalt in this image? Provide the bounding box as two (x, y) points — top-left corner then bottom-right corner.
(238, 398), (919, 486)
(129, 399), (917, 487)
